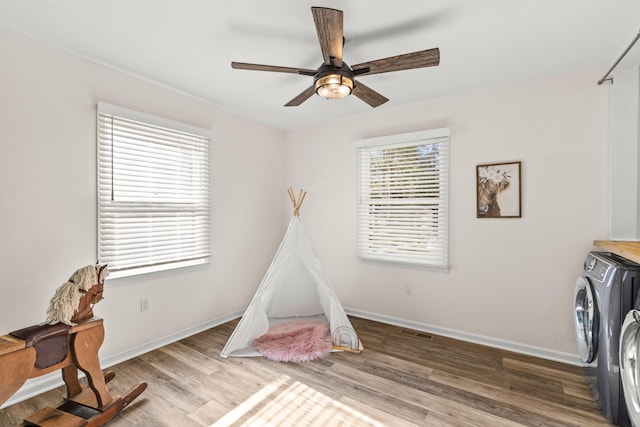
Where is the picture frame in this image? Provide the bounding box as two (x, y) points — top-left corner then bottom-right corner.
(476, 161), (521, 218)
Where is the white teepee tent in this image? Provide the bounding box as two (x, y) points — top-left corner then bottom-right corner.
(221, 188), (361, 358)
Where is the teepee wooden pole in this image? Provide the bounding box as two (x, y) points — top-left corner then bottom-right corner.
(297, 191), (306, 210)
(288, 187), (307, 217)
(287, 187), (296, 207)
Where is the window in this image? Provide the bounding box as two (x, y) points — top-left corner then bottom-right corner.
(97, 102), (211, 278)
(354, 128), (449, 270)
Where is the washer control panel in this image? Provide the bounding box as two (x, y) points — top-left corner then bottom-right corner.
(585, 254), (612, 282)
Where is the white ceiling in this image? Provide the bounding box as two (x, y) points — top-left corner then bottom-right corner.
(1, 1), (640, 129)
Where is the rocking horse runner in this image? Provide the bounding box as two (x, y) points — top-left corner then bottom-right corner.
(0, 263), (146, 426)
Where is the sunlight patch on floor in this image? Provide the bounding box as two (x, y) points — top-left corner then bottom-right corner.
(210, 375), (384, 427)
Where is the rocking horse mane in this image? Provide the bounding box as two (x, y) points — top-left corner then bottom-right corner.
(45, 263), (109, 326)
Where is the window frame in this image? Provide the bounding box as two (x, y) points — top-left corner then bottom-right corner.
(96, 102), (211, 278)
(354, 128), (450, 270)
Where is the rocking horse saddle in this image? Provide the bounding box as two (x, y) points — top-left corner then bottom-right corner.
(10, 323), (71, 369)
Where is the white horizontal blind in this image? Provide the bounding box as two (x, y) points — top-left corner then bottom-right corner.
(97, 103), (211, 277)
(355, 129), (449, 269)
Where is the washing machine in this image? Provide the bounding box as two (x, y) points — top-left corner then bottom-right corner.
(573, 251), (640, 426)
(620, 299), (640, 426)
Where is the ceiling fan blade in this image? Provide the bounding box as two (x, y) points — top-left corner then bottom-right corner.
(232, 62), (316, 75)
(285, 85), (316, 107)
(352, 80), (389, 108)
(312, 7), (343, 68)
(352, 48), (440, 76)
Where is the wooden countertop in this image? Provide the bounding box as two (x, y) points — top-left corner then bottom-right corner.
(594, 240), (640, 264)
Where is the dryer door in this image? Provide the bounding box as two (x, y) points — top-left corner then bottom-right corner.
(621, 310), (640, 427)
(574, 276), (599, 363)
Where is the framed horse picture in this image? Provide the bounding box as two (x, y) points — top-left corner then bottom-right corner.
(476, 161), (521, 218)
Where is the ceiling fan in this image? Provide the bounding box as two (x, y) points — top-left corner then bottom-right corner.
(231, 6), (440, 108)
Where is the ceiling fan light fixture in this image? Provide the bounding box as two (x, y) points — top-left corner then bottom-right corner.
(315, 73), (353, 99)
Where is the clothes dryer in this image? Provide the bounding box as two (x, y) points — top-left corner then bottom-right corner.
(573, 252), (640, 426)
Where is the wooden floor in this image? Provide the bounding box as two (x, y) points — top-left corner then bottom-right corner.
(0, 317), (611, 426)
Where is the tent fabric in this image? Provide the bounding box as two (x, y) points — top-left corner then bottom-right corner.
(221, 216), (360, 357)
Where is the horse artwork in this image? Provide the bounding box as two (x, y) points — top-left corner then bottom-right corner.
(0, 263), (147, 426)
(476, 161), (521, 218)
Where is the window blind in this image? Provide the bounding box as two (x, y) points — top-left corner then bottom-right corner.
(97, 102), (211, 277)
(354, 128), (449, 269)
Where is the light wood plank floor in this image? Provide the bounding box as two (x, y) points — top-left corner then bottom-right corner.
(0, 317), (611, 426)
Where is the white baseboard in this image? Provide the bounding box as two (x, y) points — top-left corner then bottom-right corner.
(2, 307), (582, 410)
(1, 309), (244, 409)
(345, 307), (583, 366)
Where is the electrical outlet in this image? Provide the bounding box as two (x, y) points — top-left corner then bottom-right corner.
(140, 297), (150, 312)
(405, 284), (413, 295)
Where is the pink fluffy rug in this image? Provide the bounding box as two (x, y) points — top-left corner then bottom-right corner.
(252, 320), (332, 363)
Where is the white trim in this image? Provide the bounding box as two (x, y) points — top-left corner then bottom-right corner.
(97, 102), (211, 139)
(107, 258), (209, 280)
(353, 127), (450, 148)
(1, 309), (244, 409)
(344, 307), (583, 366)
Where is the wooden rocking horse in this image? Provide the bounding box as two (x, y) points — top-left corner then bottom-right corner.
(0, 263), (147, 426)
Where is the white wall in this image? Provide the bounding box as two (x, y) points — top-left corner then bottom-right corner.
(284, 69), (609, 361)
(0, 26), (610, 408)
(0, 30), (286, 362)
(609, 66), (640, 240)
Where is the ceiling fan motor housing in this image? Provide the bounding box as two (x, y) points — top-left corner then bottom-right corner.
(313, 63), (355, 99)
